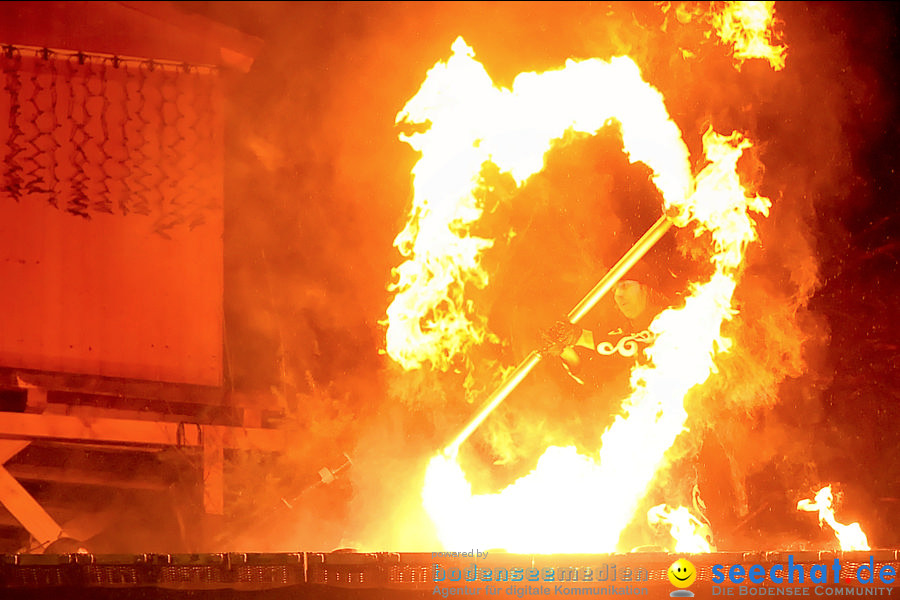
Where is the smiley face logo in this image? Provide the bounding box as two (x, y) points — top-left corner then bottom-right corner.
(668, 558), (697, 588)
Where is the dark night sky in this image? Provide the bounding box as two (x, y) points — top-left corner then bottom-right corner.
(173, 2), (900, 551)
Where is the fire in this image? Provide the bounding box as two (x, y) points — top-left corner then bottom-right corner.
(647, 504), (714, 553)
(398, 36), (770, 552)
(711, 1), (787, 70)
(384, 37), (692, 371)
(797, 486), (870, 551)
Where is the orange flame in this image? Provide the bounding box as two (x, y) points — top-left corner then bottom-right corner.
(797, 486), (870, 551)
(711, 1), (787, 70)
(401, 37), (770, 552)
(384, 38), (692, 371)
(647, 504), (714, 553)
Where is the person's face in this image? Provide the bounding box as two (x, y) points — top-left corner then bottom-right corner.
(614, 280), (648, 320)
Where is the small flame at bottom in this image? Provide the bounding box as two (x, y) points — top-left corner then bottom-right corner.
(648, 504), (715, 553)
(797, 485), (870, 551)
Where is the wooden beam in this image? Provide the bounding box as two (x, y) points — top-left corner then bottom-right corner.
(4, 464), (169, 491)
(0, 412), (285, 451)
(4, 369), (225, 406)
(25, 388), (47, 414)
(242, 408), (263, 429)
(0, 440), (29, 464)
(44, 403), (183, 424)
(0, 503), (79, 530)
(0, 465), (63, 546)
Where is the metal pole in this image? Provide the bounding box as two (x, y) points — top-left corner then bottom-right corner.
(443, 214), (674, 457)
(567, 214), (673, 324)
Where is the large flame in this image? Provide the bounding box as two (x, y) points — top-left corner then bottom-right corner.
(669, 1), (787, 71)
(395, 35), (770, 552)
(384, 38), (692, 371)
(797, 486), (871, 551)
(711, 1), (787, 70)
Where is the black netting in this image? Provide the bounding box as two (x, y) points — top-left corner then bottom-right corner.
(0, 45), (223, 237)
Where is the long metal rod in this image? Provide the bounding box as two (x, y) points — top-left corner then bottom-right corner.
(567, 214), (673, 324)
(443, 214), (674, 457)
(444, 350), (542, 457)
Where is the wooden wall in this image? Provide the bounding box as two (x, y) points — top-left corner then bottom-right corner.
(0, 2), (259, 386)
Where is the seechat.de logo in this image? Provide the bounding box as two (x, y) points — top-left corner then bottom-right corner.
(668, 558), (697, 597)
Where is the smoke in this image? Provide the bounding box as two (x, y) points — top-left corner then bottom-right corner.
(176, 2), (900, 552)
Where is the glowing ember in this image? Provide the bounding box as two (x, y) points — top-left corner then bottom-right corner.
(711, 1), (787, 70)
(647, 504), (714, 553)
(797, 486), (870, 551)
(404, 36), (770, 552)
